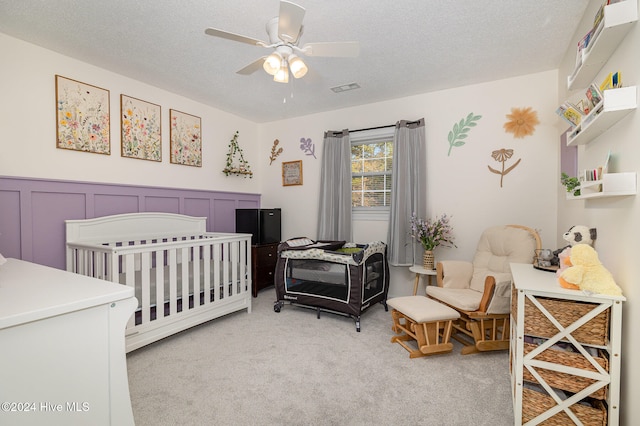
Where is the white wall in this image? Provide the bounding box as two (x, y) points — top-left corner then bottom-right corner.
(259, 71), (560, 297)
(557, 1), (640, 423)
(0, 34), (261, 194)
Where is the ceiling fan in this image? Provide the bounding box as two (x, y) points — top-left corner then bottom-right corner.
(204, 0), (359, 83)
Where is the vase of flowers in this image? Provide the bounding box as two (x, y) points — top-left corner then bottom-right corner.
(409, 213), (456, 270)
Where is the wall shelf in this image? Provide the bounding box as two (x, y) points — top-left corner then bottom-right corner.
(566, 86), (637, 147)
(568, 0), (638, 90)
(566, 172), (637, 200)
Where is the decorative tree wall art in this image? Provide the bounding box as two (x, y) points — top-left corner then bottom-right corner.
(488, 148), (521, 188)
(170, 109), (201, 167)
(270, 139), (283, 165)
(447, 112), (482, 156)
(299, 137), (316, 158)
(55, 75), (110, 154)
(121, 95), (161, 161)
(503, 107), (539, 138)
(223, 131), (253, 178)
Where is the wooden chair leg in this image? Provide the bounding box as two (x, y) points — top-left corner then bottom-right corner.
(390, 310), (455, 358)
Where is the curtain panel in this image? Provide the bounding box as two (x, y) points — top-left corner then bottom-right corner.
(317, 129), (353, 241)
(387, 118), (426, 266)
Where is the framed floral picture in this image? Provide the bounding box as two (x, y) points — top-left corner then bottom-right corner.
(282, 160), (303, 186)
(55, 75), (110, 154)
(120, 95), (162, 161)
(170, 109), (202, 167)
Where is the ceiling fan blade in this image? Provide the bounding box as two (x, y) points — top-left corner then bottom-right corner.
(278, 0), (305, 43)
(301, 41), (360, 57)
(205, 28), (267, 47)
(236, 57), (267, 75)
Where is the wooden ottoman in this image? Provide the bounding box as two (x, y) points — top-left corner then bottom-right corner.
(387, 296), (460, 358)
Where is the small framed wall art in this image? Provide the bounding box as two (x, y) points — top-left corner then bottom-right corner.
(170, 109), (202, 167)
(120, 95), (162, 161)
(55, 75), (110, 154)
(282, 160), (303, 186)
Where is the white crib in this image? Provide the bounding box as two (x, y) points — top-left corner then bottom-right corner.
(65, 212), (252, 352)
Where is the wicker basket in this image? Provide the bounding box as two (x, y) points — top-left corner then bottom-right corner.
(522, 387), (606, 426)
(523, 343), (608, 400)
(516, 295), (610, 346)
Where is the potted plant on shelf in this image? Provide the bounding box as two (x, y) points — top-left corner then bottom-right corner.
(561, 172), (581, 197)
(409, 213), (456, 270)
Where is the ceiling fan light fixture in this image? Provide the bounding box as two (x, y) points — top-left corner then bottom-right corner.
(263, 52), (282, 75)
(288, 54), (308, 79)
(273, 61), (289, 83)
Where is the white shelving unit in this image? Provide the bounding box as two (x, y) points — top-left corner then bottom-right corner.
(510, 263), (625, 426)
(567, 86), (637, 146)
(568, 0), (638, 90)
(566, 172), (637, 200)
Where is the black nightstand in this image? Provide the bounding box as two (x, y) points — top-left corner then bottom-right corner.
(251, 242), (279, 297)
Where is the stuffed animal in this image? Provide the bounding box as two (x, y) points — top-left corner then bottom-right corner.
(555, 225), (597, 286)
(551, 225), (597, 265)
(559, 244), (623, 296)
(556, 247), (576, 288)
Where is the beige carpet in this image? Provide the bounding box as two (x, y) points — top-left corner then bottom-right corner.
(127, 288), (514, 425)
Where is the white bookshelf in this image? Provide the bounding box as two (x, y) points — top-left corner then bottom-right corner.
(566, 172), (637, 200)
(566, 86), (637, 147)
(568, 0), (638, 90)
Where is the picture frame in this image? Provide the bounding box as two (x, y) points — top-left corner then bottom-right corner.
(282, 160), (303, 186)
(120, 95), (162, 162)
(55, 75), (110, 154)
(170, 109), (202, 167)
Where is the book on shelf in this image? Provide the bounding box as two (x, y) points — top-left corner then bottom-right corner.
(555, 103), (583, 127)
(600, 71), (622, 92)
(575, 29), (593, 67)
(583, 168), (604, 181)
(581, 151), (611, 184)
(585, 83), (603, 110)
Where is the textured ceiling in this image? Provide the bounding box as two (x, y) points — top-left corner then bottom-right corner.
(0, 0), (589, 123)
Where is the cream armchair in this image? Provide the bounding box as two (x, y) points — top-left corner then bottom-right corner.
(426, 225), (541, 354)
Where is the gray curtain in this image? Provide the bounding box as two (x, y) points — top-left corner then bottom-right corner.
(387, 119), (426, 266)
(317, 129), (353, 241)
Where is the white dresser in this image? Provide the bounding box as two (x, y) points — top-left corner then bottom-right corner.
(510, 262), (624, 425)
(0, 258), (137, 426)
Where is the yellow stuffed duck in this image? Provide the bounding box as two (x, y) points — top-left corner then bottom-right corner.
(559, 244), (623, 296)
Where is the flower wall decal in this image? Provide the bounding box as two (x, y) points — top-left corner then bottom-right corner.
(269, 139), (283, 165)
(299, 137), (316, 159)
(503, 107), (539, 139)
(488, 148), (521, 188)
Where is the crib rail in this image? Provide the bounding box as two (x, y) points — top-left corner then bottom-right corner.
(67, 232), (252, 349)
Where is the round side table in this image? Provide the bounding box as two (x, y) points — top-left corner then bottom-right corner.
(409, 265), (437, 295)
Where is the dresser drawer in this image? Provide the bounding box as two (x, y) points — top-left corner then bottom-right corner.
(253, 244), (278, 267)
(254, 266), (276, 285)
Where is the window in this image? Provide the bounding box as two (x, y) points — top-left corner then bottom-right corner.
(350, 128), (394, 218)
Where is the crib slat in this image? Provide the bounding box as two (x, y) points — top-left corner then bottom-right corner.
(238, 241), (248, 293)
(180, 247), (189, 312)
(155, 249), (165, 320)
(141, 251), (151, 324)
(192, 246), (201, 308)
(213, 243), (221, 301)
(222, 242), (230, 298)
(203, 244), (211, 305)
(124, 253), (136, 329)
(231, 240), (239, 296)
(168, 249), (177, 316)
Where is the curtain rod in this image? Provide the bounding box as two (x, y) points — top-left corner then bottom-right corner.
(349, 119), (422, 134)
